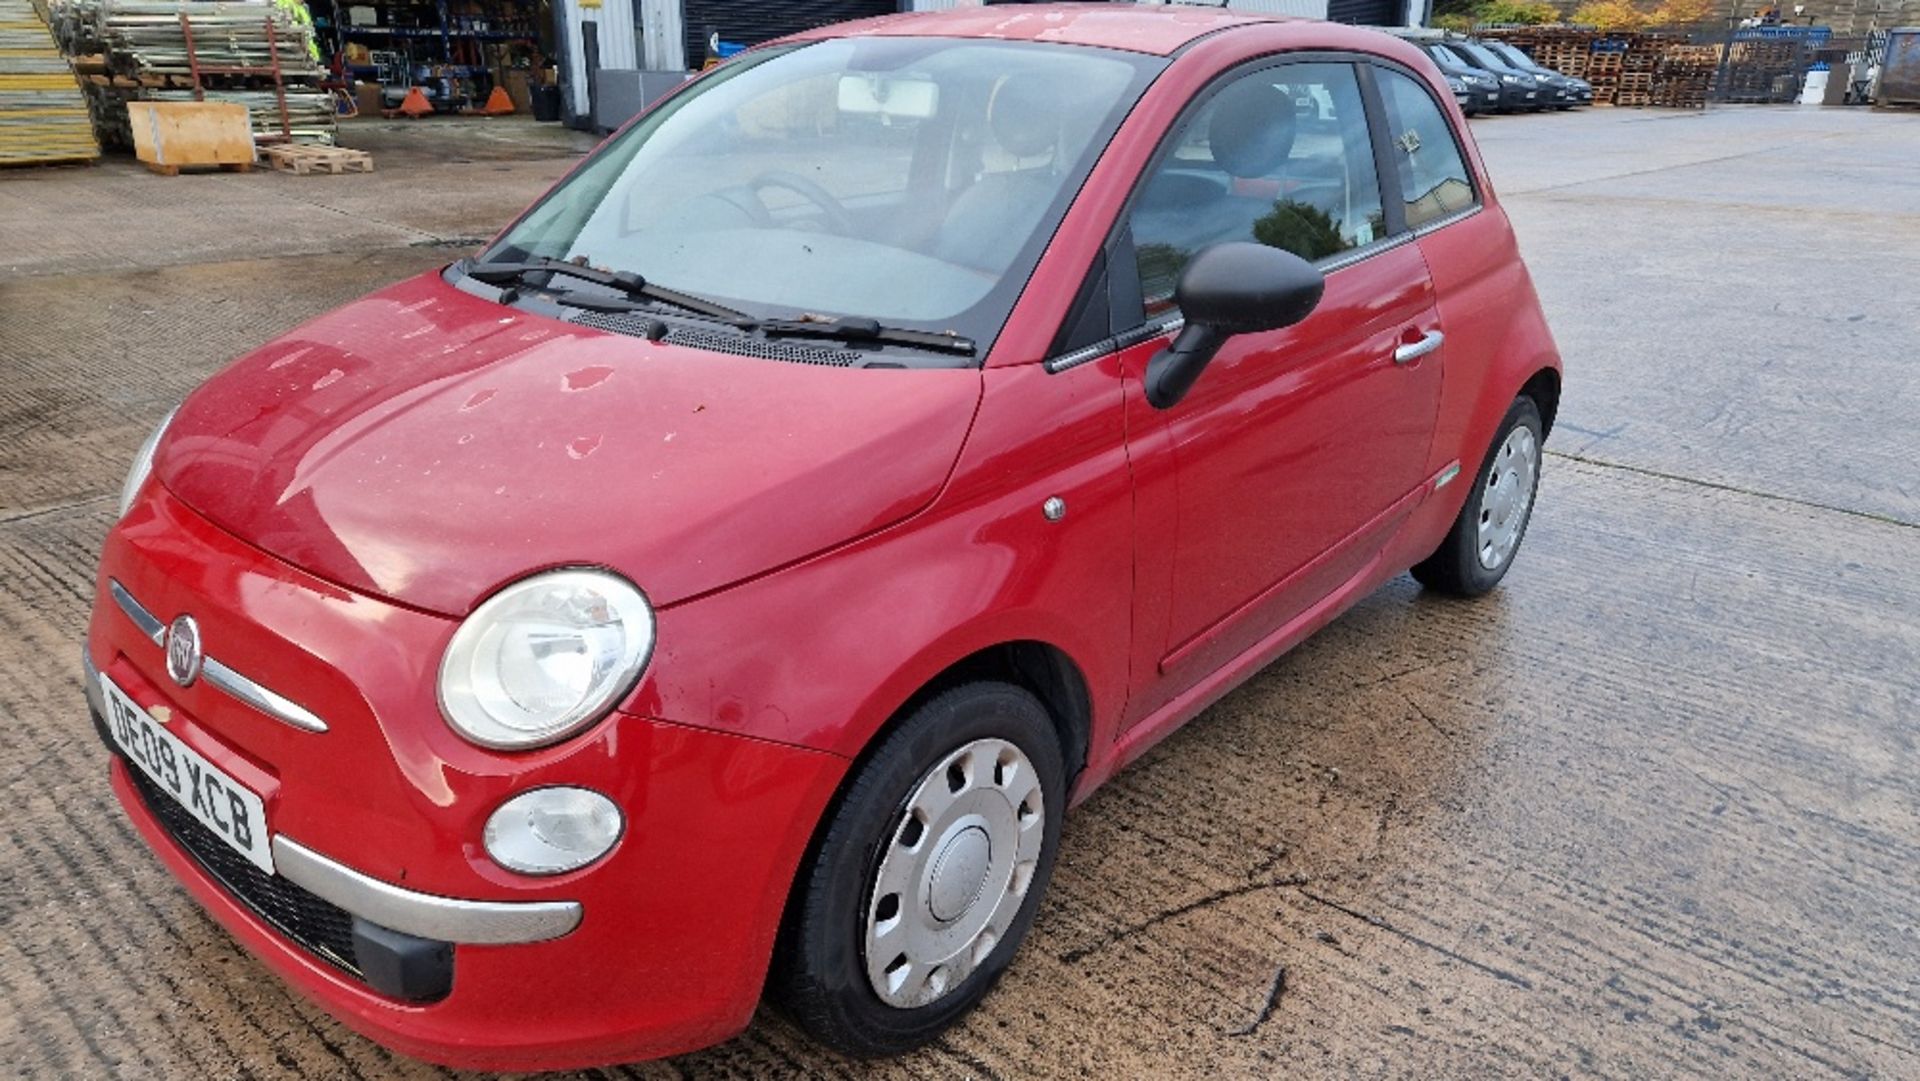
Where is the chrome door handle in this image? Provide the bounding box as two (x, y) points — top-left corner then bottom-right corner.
(1394, 330), (1444, 365)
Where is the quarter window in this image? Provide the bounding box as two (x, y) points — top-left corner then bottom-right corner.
(1128, 62), (1386, 316)
(1376, 68), (1477, 229)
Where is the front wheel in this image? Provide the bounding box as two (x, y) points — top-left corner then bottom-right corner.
(1412, 395), (1544, 596)
(771, 682), (1065, 1057)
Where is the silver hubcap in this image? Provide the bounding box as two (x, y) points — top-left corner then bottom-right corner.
(1477, 424), (1539, 570)
(864, 738), (1045, 1009)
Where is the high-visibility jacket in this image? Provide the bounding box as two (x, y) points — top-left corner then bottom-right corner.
(273, 0), (323, 63)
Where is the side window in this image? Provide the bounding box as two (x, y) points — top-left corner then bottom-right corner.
(1129, 62), (1385, 317)
(1375, 68), (1477, 229)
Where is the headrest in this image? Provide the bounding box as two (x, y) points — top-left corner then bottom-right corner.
(988, 74), (1058, 159)
(1206, 79), (1296, 179)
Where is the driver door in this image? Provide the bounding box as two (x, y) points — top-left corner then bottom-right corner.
(1118, 59), (1445, 723)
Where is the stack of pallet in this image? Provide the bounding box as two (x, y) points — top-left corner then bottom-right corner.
(1711, 39), (1801, 102)
(1587, 39), (1627, 104)
(1485, 27), (1714, 109)
(1536, 37), (1591, 79)
(1654, 43), (1716, 108)
(0, 0), (99, 164)
(48, 0), (333, 149)
(1491, 27), (1596, 79)
(1617, 39), (1659, 105)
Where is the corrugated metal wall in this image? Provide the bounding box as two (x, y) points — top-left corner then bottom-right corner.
(559, 0), (641, 117)
(1325, 0), (1396, 24)
(1228, 0), (1332, 17)
(640, 0), (686, 70)
(681, 0), (901, 65)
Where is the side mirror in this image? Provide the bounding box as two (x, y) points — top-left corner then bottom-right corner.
(1144, 243), (1325, 410)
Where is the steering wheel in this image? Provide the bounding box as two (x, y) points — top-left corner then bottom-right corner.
(748, 170), (855, 235)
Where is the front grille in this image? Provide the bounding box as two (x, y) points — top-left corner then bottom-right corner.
(126, 767), (365, 983)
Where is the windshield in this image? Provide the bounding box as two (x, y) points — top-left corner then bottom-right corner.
(481, 38), (1161, 358)
(1487, 42), (1545, 71)
(1455, 43), (1517, 73)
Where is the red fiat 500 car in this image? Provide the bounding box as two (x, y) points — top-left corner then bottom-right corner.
(83, 4), (1560, 1069)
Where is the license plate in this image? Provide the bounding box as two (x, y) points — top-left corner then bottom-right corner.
(101, 673), (274, 874)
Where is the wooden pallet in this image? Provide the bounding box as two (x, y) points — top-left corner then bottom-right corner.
(261, 143), (372, 174)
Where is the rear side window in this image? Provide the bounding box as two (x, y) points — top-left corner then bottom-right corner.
(1128, 62), (1385, 315)
(1375, 68), (1477, 229)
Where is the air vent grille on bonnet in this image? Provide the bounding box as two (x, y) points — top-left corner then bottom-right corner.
(569, 311), (859, 367)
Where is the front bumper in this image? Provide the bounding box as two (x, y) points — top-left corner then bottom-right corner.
(1497, 85), (1541, 110)
(86, 484), (849, 1069)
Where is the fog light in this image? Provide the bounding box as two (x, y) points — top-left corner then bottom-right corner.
(483, 787), (623, 875)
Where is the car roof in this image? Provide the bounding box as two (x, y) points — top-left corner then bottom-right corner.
(783, 1), (1300, 57)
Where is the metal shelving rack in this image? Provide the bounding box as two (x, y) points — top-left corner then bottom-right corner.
(331, 0), (535, 109)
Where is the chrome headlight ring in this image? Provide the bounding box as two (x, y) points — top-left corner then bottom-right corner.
(438, 568), (656, 751)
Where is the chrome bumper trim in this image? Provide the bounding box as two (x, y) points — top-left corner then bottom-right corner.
(107, 578), (328, 734)
(81, 647), (106, 716)
(109, 579), (166, 645)
(202, 658), (329, 733)
(271, 837), (583, 945)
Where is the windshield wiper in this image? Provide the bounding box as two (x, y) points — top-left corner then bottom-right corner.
(757, 315), (976, 358)
(468, 259), (975, 358)
(465, 257), (754, 325)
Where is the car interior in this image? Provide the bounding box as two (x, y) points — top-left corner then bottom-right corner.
(1130, 64), (1385, 311)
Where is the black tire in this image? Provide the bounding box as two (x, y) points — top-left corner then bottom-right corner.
(1411, 395), (1545, 597)
(770, 682), (1066, 1057)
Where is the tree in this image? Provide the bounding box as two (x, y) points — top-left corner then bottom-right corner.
(1478, 0), (1562, 24)
(1571, 0), (1649, 29)
(1649, 0), (1717, 25)
(1252, 201), (1351, 263)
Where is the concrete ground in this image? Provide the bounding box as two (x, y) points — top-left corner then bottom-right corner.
(1, 106), (1916, 1079)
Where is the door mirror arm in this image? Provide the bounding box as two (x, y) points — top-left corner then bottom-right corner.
(1143, 242), (1326, 410)
(1144, 324), (1226, 409)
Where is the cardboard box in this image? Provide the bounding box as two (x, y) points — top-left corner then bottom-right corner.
(505, 69), (533, 115)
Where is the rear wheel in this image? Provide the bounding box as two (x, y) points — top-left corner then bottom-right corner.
(772, 682), (1065, 1057)
(1412, 395), (1544, 596)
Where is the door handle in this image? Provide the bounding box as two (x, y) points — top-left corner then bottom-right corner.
(1394, 330), (1444, 365)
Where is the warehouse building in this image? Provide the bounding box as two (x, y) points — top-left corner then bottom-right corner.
(313, 0), (1450, 129)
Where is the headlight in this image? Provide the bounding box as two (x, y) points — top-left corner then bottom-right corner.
(438, 569), (655, 749)
(1501, 75), (1522, 84)
(118, 408), (176, 517)
(484, 787), (623, 874)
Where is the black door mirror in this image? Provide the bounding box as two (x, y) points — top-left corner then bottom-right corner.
(1144, 242), (1325, 409)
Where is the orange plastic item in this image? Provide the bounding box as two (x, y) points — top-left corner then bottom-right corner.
(398, 86), (433, 117)
(480, 86), (514, 115)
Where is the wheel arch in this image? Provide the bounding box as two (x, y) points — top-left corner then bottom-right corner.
(884, 640), (1093, 789)
(765, 636), (1093, 1002)
(1519, 365), (1560, 437)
